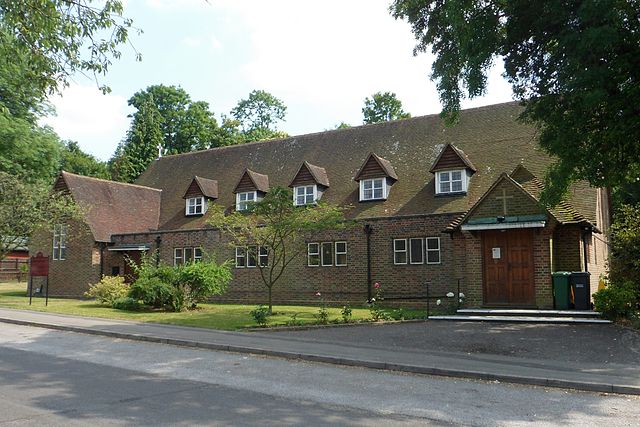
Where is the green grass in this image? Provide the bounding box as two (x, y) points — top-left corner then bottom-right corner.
(0, 281), (426, 330)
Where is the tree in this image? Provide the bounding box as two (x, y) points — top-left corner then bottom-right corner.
(0, 171), (81, 261)
(362, 92), (411, 124)
(390, 0), (640, 205)
(334, 122), (352, 130)
(207, 187), (346, 313)
(231, 90), (288, 142)
(60, 141), (109, 179)
(0, 0), (139, 97)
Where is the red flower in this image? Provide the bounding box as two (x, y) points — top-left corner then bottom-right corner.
(374, 282), (381, 289)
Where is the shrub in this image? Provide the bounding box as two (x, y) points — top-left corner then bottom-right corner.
(593, 281), (638, 320)
(286, 312), (303, 326)
(250, 305), (270, 326)
(178, 260), (232, 308)
(112, 297), (140, 311)
(341, 305), (352, 323)
(85, 276), (129, 306)
(128, 269), (177, 309)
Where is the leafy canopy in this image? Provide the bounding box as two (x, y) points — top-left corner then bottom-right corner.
(391, 0), (640, 204)
(207, 187), (347, 313)
(362, 91), (411, 124)
(231, 90), (288, 142)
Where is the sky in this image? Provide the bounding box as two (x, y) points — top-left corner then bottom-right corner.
(41, 0), (514, 161)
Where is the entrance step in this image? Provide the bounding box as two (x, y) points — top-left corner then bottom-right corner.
(428, 315), (612, 324)
(456, 308), (603, 319)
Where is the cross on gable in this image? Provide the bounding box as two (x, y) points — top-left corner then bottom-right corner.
(495, 188), (514, 216)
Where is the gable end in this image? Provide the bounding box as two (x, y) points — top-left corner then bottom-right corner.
(430, 144), (477, 173)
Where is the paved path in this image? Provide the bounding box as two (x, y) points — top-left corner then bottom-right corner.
(0, 308), (638, 395)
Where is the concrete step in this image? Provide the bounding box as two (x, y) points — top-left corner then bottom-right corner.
(429, 315), (612, 324)
(456, 309), (603, 318)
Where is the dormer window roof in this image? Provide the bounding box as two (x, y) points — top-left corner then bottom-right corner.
(182, 176), (219, 200)
(354, 152), (398, 182)
(288, 161), (330, 188)
(233, 169), (269, 194)
(429, 143), (476, 173)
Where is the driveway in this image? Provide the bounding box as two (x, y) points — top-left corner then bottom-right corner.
(270, 321), (640, 365)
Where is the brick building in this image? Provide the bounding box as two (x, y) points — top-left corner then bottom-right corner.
(31, 102), (610, 308)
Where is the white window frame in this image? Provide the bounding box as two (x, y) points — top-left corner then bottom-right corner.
(293, 185), (317, 206)
(236, 191), (257, 211)
(185, 196), (207, 215)
(435, 169), (468, 195)
(52, 224), (68, 261)
(235, 247), (246, 268)
(321, 242), (333, 266)
(426, 237), (441, 265)
(335, 241), (347, 266)
(359, 177), (388, 201)
(409, 237), (424, 265)
(258, 246), (269, 267)
(194, 247), (203, 262)
(307, 243), (320, 267)
(174, 247), (203, 266)
(174, 248), (183, 266)
(393, 238), (408, 265)
(247, 245), (258, 268)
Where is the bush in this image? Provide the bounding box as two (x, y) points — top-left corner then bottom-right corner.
(128, 268), (177, 309)
(178, 260), (232, 307)
(609, 204), (640, 299)
(112, 297), (140, 311)
(250, 305), (270, 326)
(85, 276), (129, 306)
(593, 281), (638, 320)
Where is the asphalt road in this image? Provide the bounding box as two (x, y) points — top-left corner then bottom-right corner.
(0, 323), (638, 426)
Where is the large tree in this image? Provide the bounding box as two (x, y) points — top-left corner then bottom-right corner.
(391, 0), (640, 205)
(362, 91), (411, 124)
(231, 90), (288, 142)
(207, 187), (346, 313)
(60, 141), (109, 179)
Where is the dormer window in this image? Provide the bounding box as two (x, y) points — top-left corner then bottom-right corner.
(294, 185), (317, 206)
(186, 196), (207, 215)
(236, 191), (257, 211)
(436, 170), (468, 194)
(360, 178), (388, 201)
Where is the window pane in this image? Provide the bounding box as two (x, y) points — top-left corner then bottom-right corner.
(451, 171), (462, 181)
(440, 181), (450, 193)
(247, 246), (257, 267)
(321, 242), (333, 266)
(426, 238), (440, 250)
(335, 242), (347, 266)
(235, 247), (246, 267)
(296, 195), (305, 205)
(364, 180), (372, 190)
(373, 186), (383, 199)
(60, 247), (67, 260)
(394, 239), (406, 251)
(53, 247), (60, 260)
(394, 239), (407, 264)
(194, 248), (203, 261)
(409, 238), (424, 264)
(174, 248), (183, 266)
(451, 181), (463, 192)
(308, 243), (320, 266)
(259, 246), (268, 267)
(440, 172), (450, 182)
(364, 189), (373, 199)
(427, 250), (440, 264)
(426, 238), (440, 264)
(184, 248), (193, 263)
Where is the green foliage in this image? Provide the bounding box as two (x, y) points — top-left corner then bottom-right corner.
(128, 255), (231, 312)
(60, 141), (109, 179)
(84, 275), (129, 306)
(391, 0), (640, 205)
(341, 305), (353, 323)
(286, 312), (304, 326)
(111, 296), (140, 311)
(593, 281), (638, 320)
(314, 292), (329, 325)
(0, 0), (139, 97)
(362, 92), (411, 124)
(609, 204), (640, 298)
(231, 90), (288, 142)
(0, 171), (81, 260)
(207, 186), (347, 313)
(250, 305), (270, 327)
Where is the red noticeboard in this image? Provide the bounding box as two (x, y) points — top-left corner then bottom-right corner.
(30, 252), (49, 277)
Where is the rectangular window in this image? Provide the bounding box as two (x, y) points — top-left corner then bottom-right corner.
(175, 247), (203, 265)
(360, 178), (386, 201)
(393, 239), (408, 265)
(321, 242), (333, 266)
(236, 191), (257, 211)
(294, 185), (316, 206)
(426, 237), (441, 264)
(194, 247), (203, 262)
(184, 247), (193, 263)
(235, 247), (246, 268)
(52, 224), (68, 261)
(259, 246), (268, 267)
(308, 243), (320, 267)
(186, 197), (206, 215)
(335, 241), (347, 266)
(409, 238), (424, 264)
(436, 170), (466, 194)
(174, 248), (183, 266)
(247, 246), (257, 268)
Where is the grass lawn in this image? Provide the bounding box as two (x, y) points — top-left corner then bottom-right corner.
(0, 281), (426, 331)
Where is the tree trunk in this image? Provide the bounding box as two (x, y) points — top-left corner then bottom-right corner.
(268, 286), (273, 314)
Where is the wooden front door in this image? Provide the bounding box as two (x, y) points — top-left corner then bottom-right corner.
(483, 229), (535, 306)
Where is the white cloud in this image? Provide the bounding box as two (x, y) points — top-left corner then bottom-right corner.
(41, 84), (131, 161)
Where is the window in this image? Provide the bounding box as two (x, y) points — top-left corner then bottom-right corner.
(426, 237), (441, 264)
(321, 242), (333, 266)
(294, 185), (317, 206)
(174, 247), (204, 266)
(236, 191), (257, 211)
(308, 241), (348, 267)
(409, 238), (424, 264)
(308, 243), (320, 266)
(235, 246), (268, 268)
(393, 239), (407, 265)
(436, 170), (467, 195)
(359, 178), (387, 201)
(185, 196), (207, 215)
(335, 242), (347, 266)
(52, 224), (68, 260)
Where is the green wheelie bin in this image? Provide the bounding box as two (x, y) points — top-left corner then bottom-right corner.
(552, 272), (572, 310)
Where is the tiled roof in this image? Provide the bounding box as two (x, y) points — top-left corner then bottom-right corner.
(135, 102), (599, 231)
(429, 143), (477, 173)
(303, 161), (330, 187)
(57, 171), (161, 242)
(183, 176), (219, 199)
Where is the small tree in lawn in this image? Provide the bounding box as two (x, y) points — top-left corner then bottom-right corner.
(207, 186), (347, 314)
